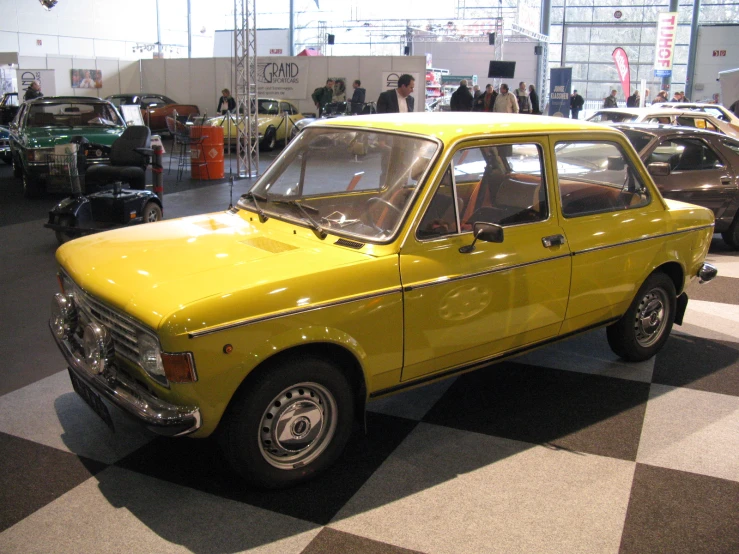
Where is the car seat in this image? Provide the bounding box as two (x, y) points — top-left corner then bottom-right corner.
(84, 126), (152, 192)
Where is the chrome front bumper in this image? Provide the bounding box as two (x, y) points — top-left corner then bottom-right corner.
(49, 321), (201, 436)
(698, 263), (718, 284)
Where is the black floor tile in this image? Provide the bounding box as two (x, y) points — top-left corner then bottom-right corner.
(422, 361), (651, 460)
(115, 412), (418, 525)
(619, 463), (739, 554)
(0, 432), (108, 532)
(654, 334), (739, 396)
(301, 528), (425, 554)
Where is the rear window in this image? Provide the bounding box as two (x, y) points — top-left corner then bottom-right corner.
(27, 102), (123, 127)
(622, 130), (654, 153)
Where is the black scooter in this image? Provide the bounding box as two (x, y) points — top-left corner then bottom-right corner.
(44, 127), (164, 244)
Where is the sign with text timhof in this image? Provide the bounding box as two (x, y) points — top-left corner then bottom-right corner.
(654, 12), (678, 78)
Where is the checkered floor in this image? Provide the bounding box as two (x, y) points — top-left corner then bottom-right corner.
(0, 172), (737, 553)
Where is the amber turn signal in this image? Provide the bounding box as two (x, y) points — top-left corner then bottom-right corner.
(161, 352), (198, 383)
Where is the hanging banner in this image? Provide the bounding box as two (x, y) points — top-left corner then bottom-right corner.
(256, 58), (308, 99)
(612, 47), (631, 100)
(547, 67), (572, 117)
(654, 12), (678, 78)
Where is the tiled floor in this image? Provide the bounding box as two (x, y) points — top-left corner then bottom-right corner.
(1, 162), (737, 553)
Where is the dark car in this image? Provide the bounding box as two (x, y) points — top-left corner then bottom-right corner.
(105, 94), (199, 134)
(0, 92), (20, 125)
(617, 123), (739, 248)
(9, 96), (126, 197)
(0, 124), (11, 164)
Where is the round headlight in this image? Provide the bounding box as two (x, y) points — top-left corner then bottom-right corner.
(82, 322), (113, 375)
(51, 293), (76, 340)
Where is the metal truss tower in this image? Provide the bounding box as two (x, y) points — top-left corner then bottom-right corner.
(234, 0), (258, 178)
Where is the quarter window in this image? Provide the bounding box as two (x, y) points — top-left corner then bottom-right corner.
(556, 141), (651, 218)
(417, 143), (547, 239)
(652, 138), (724, 171)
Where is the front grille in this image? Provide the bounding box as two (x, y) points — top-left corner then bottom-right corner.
(67, 279), (145, 365)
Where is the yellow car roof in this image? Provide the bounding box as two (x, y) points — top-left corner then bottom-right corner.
(315, 112), (620, 143)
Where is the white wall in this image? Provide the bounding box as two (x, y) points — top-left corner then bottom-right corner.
(140, 56), (428, 116)
(694, 24), (739, 103)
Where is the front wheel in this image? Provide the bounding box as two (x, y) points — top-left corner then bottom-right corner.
(142, 201), (162, 223)
(260, 127), (276, 152)
(55, 215), (76, 244)
(221, 356), (354, 489)
(721, 215), (739, 250)
(607, 272), (676, 362)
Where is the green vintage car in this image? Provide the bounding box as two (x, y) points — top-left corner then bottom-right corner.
(9, 96), (126, 197)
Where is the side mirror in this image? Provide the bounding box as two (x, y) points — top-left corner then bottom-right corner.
(648, 162), (671, 176)
(459, 221), (504, 253)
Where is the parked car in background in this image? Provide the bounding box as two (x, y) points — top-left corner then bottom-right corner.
(618, 123), (739, 249)
(9, 96), (126, 197)
(293, 100), (377, 134)
(0, 124), (11, 164)
(587, 107), (739, 139)
(0, 92), (20, 125)
(105, 94), (199, 134)
(652, 102), (739, 131)
(49, 113), (716, 489)
(207, 98), (304, 151)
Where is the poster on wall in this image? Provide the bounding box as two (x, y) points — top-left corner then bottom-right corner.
(548, 67), (572, 117)
(329, 77), (348, 102)
(0, 68), (16, 95)
(71, 69), (102, 89)
(16, 69), (56, 97)
(256, 59), (308, 99)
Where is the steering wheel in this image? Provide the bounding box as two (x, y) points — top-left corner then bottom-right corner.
(367, 197), (402, 215)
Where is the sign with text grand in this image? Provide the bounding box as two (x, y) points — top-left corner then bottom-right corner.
(257, 59), (308, 99)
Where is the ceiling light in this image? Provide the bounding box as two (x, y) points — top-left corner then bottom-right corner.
(39, 0), (58, 10)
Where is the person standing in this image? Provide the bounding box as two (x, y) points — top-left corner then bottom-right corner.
(312, 79), (334, 116)
(652, 90), (668, 104)
(473, 83), (496, 112)
(472, 84), (481, 99)
(570, 89), (584, 119)
(514, 81), (531, 113)
(217, 89), (236, 115)
(529, 84), (541, 114)
(450, 79), (473, 112)
(493, 83), (519, 113)
(23, 80), (43, 101)
(376, 74), (415, 113)
(349, 79), (366, 114)
(603, 89), (618, 108)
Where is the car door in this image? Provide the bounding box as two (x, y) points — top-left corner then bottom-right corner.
(553, 138), (666, 333)
(400, 138), (572, 382)
(646, 136), (736, 220)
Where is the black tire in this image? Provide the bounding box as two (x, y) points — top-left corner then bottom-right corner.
(721, 215), (739, 250)
(142, 201), (163, 223)
(221, 355), (354, 489)
(607, 272), (677, 362)
(55, 215), (76, 245)
(12, 153), (22, 178)
(260, 127), (277, 152)
(22, 171), (43, 198)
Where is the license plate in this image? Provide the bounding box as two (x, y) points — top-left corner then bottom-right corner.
(68, 368), (115, 430)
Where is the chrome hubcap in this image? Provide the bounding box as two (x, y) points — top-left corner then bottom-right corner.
(634, 288), (668, 347)
(258, 382), (337, 470)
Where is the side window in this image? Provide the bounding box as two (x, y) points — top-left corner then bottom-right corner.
(669, 139), (723, 170)
(556, 141), (651, 218)
(416, 142), (547, 239)
(279, 102), (294, 115)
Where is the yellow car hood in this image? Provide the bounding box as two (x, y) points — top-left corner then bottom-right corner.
(56, 211), (393, 334)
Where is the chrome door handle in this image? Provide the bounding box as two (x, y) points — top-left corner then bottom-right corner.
(542, 234), (566, 247)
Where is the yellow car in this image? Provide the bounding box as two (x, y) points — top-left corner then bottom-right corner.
(49, 113), (717, 489)
(207, 98), (303, 151)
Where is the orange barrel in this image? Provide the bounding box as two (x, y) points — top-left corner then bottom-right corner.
(190, 125), (225, 179)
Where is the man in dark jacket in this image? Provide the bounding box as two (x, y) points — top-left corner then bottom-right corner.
(311, 79), (334, 116)
(349, 79), (366, 114)
(570, 89), (584, 119)
(23, 80), (43, 101)
(376, 74), (415, 113)
(449, 79), (474, 112)
(473, 84), (497, 112)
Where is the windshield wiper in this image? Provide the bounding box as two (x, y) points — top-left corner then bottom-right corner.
(268, 196), (327, 239)
(242, 191), (269, 222)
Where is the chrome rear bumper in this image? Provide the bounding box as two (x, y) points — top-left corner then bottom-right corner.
(49, 321), (201, 436)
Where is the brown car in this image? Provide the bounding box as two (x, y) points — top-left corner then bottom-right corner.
(105, 94), (199, 134)
(618, 123), (739, 248)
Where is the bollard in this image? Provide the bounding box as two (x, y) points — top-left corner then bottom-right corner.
(152, 143), (164, 202)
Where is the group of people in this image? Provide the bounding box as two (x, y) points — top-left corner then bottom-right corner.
(447, 79), (542, 114)
(312, 78), (367, 116)
(602, 88), (693, 109)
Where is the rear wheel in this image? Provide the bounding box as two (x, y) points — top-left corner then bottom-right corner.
(22, 171), (43, 198)
(12, 153), (22, 178)
(142, 201), (162, 223)
(55, 215), (76, 244)
(607, 272), (676, 362)
(721, 215), (739, 250)
(221, 356), (354, 489)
